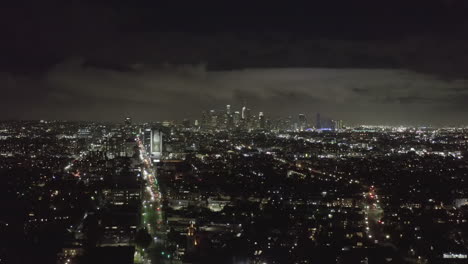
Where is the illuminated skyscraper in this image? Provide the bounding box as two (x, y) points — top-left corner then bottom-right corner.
(316, 113), (321, 129)
(227, 114), (234, 129)
(287, 116), (293, 130)
(143, 129), (152, 153)
(226, 104), (231, 115)
(209, 110), (217, 128)
(245, 108), (251, 120)
(259, 112), (266, 129)
(124, 117), (132, 126)
(150, 129), (163, 159)
(201, 111), (208, 128)
(298, 114), (307, 131)
(233, 111), (241, 126)
(333, 120), (344, 130)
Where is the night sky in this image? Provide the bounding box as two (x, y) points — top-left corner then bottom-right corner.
(2, 1), (468, 125)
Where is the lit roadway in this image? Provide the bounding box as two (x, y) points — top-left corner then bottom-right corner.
(363, 186), (386, 244)
(136, 138), (166, 263)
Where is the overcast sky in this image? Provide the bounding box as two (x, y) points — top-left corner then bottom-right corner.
(2, 1), (468, 125)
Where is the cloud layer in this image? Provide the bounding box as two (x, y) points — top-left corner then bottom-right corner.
(2, 60), (467, 125)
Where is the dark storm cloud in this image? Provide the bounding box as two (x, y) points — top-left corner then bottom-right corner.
(3, 0), (468, 76)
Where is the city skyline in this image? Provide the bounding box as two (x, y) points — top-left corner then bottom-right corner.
(2, 2), (468, 263)
(2, 1), (468, 125)
(2, 64), (468, 126)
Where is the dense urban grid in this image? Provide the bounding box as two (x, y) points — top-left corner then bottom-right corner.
(1, 106), (467, 264)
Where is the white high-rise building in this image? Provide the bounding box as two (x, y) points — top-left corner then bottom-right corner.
(150, 130), (163, 159)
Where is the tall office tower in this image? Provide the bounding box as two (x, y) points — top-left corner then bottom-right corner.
(245, 108), (252, 120)
(209, 110), (217, 128)
(143, 129), (152, 153)
(316, 112), (321, 129)
(150, 129), (163, 159)
(124, 117), (132, 126)
(227, 114), (234, 129)
(334, 120), (343, 130)
(259, 112), (266, 129)
(287, 116), (293, 130)
(332, 120), (343, 131)
(244, 108), (252, 129)
(266, 119), (271, 130)
(224, 105), (231, 128)
(298, 114), (307, 131)
(246, 108), (253, 129)
(332, 120), (337, 130)
(233, 111), (241, 126)
(242, 106), (246, 119)
(201, 111), (208, 129)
